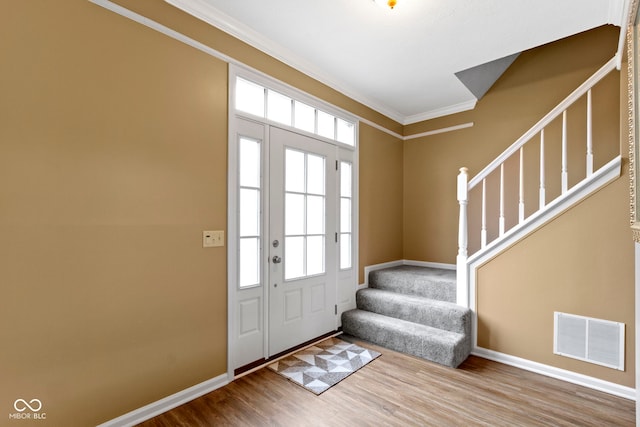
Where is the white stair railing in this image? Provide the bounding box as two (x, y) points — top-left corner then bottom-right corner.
(456, 56), (620, 307)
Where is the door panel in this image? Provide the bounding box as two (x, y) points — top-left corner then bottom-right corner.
(268, 127), (337, 356)
(233, 119), (267, 369)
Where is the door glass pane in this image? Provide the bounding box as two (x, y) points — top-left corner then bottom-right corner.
(306, 154), (325, 195)
(239, 237), (260, 287)
(285, 149), (305, 193)
(267, 89), (292, 126)
(285, 236), (305, 280)
(307, 195), (324, 235)
(284, 147), (328, 280)
(236, 78), (265, 117)
(336, 118), (355, 146)
(340, 161), (352, 270)
(306, 236), (325, 276)
(317, 110), (335, 139)
(239, 137), (260, 188)
(340, 162), (352, 197)
(340, 234), (351, 269)
(340, 198), (351, 233)
(294, 101), (315, 133)
(240, 188), (260, 236)
(285, 193), (305, 235)
(238, 133), (262, 289)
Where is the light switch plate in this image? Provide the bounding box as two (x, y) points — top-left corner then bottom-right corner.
(203, 230), (224, 247)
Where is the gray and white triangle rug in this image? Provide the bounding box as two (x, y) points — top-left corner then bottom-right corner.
(267, 336), (381, 395)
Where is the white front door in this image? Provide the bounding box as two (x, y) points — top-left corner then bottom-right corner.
(230, 117), (355, 371)
(268, 127), (337, 356)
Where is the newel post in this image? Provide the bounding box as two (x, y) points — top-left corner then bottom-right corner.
(456, 167), (469, 308)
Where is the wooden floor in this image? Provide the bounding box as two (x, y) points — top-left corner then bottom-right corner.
(140, 339), (635, 426)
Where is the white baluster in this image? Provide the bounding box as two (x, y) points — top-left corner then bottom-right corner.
(519, 147), (524, 223)
(540, 129), (546, 209)
(562, 111), (568, 193)
(499, 163), (505, 236)
(481, 178), (487, 248)
(456, 167), (469, 307)
(586, 89), (593, 176)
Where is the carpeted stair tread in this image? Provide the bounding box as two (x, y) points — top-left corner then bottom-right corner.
(344, 264), (470, 368)
(341, 309), (470, 368)
(356, 288), (471, 335)
(369, 265), (456, 302)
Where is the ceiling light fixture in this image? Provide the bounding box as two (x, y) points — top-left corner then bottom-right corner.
(374, 0), (397, 9)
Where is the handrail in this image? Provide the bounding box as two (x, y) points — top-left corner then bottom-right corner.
(456, 55), (621, 308)
(468, 56), (617, 189)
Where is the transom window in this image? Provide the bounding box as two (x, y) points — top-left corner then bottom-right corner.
(235, 77), (356, 147)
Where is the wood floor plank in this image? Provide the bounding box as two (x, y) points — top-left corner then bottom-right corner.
(138, 339), (635, 426)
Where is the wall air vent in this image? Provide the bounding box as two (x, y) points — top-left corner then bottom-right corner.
(554, 312), (625, 371)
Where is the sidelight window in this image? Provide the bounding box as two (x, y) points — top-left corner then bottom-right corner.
(238, 136), (262, 288)
(340, 161), (353, 270)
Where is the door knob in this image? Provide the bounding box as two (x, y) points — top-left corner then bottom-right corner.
(272, 255), (282, 264)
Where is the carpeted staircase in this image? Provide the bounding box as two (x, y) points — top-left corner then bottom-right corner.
(341, 265), (472, 368)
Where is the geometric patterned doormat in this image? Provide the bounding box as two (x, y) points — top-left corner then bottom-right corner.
(267, 336), (381, 395)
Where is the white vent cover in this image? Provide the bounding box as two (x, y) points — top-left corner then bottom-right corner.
(554, 312), (625, 370)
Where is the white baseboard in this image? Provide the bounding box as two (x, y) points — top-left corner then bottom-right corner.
(362, 260), (404, 287)
(97, 373), (230, 427)
(358, 261), (635, 401)
(403, 259), (456, 270)
(472, 347), (636, 401)
(360, 260), (455, 288)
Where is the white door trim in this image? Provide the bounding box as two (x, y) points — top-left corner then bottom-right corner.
(227, 64), (359, 376)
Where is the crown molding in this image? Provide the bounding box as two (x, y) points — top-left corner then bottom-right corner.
(164, 0), (407, 124)
(608, 0), (628, 26)
(98, 0), (480, 127)
(403, 99), (477, 125)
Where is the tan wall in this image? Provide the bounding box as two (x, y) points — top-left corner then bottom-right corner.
(1, 2), (632, 425)
(358, 124), (404, 283)
(404, 26), (621, 262)
(0, 2), (229, 425)
(477, 168), (634, 386)
(404, 25), (634, 387)
(112, 0), (406, 282)
(1, 1), (404, 425)
(113, 0), (403, 136)
(477, 46), (634, 387)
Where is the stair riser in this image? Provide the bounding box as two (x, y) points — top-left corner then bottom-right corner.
(346, 266), (470, 368)
(369, 267), (456, 302)
(342, 310), (470, 368)
(356, 290), (470, 335)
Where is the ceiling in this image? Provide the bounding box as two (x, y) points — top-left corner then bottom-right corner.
(166, 0), (627, 124)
